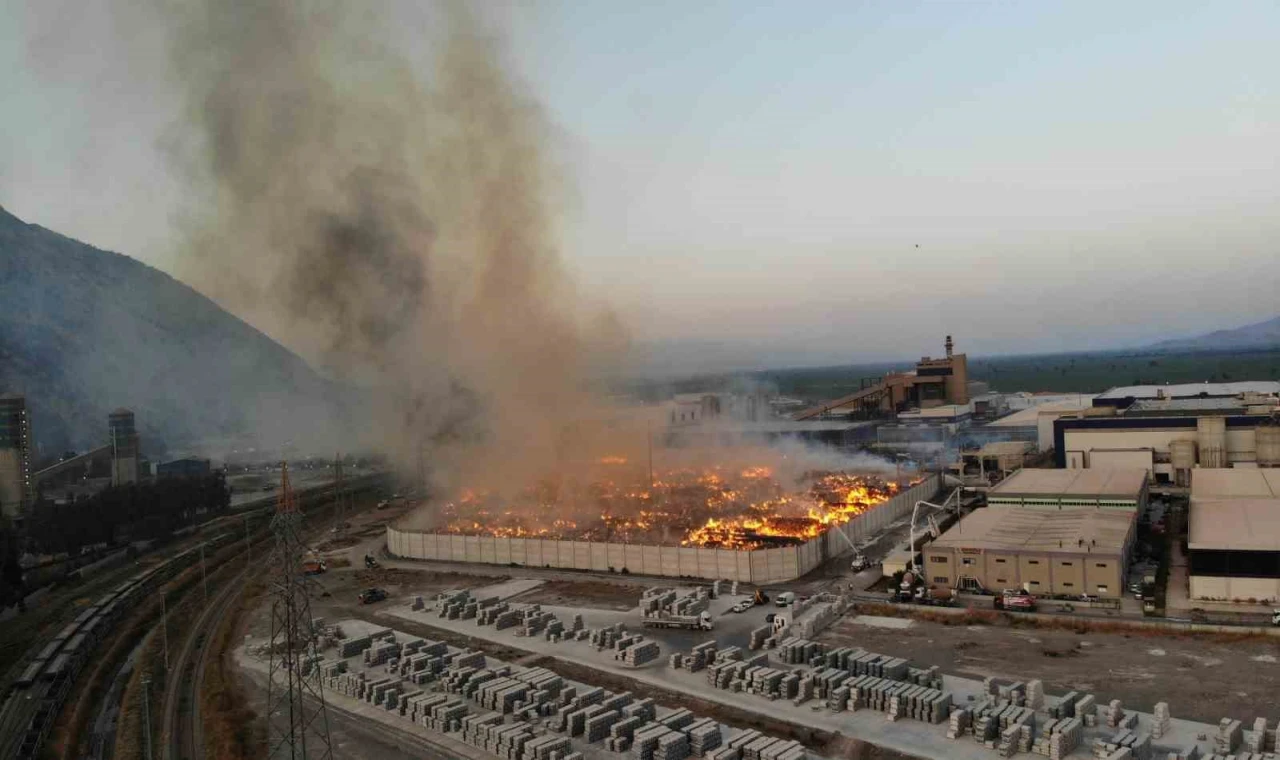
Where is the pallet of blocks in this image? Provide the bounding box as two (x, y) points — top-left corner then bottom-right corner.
(521, 734), (572, 760)
(748, 625), (772, 650)
(620, 640), (661, 668)
(1091, 729), (1151, 760)
(606, 716), (643, 752)
(1028, 717), (1083, 759)
(630, 724), (689, 760)
(405, 693), (449, 725)
(1214, 718), (1243, 755)
(513, 667), (564, 698)
(947, 708), (971, 739)
(684, 717), (722, 754)
(337, 634), (373, 658)
(742, 735), (806, 760)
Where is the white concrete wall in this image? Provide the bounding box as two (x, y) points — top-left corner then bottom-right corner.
(386, 473), (942, 585)
(1190, 575), (1280, 603)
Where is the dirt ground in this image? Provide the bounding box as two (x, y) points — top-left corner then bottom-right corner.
(818, 614), (1280, 724)
(508, 580), (647, 611)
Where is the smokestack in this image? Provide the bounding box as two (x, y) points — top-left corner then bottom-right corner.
(945, 335), (954, 358)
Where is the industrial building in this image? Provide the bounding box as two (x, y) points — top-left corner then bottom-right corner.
(986, 467), (1149, 511)
(109, 408), (141, 486)
(925, 506), (1136, 598)
(0, 392), (33, 519)
(1053, 382), (1280, 483)
(157, 457), (212, 478)
(985, 395), (1097, 451)
(794, 336), (969, 420)
(1187, 468), (1280, 602)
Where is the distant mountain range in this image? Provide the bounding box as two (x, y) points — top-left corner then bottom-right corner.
(0, 205), (347, 461)
(1146, 315), (1280, 352)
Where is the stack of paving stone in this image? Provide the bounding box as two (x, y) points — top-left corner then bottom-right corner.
(844, 650), (910, 680)
(478, 602), (510, 626)
(477, 675), (531, 713)
(778, 673), (800, 700)
(1215, 718), (1243, 755)
(774, 638), (822, 665)
(420, 696), (469, 732)
(624, 698), (656, 723)
(518, 609), (557, 637)
(338, 634), (373, 658)
(748, 667), (784, 698)
(606, 716), (644, 752)
(544, 619), (565, 641)
(1028, 717), (1083, 758)
(792, 675), (815, 705)
(717, 646), (743, 663)
(640, 588), (679, 614)
(570, 613), (584, 632)
(1104, 700), (1126, 728)
(1151, 703), (1171, 739)
(1075, 694), (1098, 727)
(454, 650), (486, 670)
(405, 693), (448, 724)
(684, 717), (721, 754)
(747, 625), (772, 650)
(495, 608), (523, 630)
(1047, 691), (1080, 720)
(591, 623), (627, 649)
(520, 735), (573, 760)
(330, 671), (366, 699)
(630, 724), (681, 760)
(364, 639), (401, 667)
(903, 665), (942, 689)
(947, 708), (972, 739)
(1245, 718), (1271, 753)
(740, 735), (806, 760)
(513, 667), (564, 699)
(411, 595), (425, 611)
(1092, 730), (1152, 760)
(585, 708), (623, 743)
(972, 704), (1035, 746)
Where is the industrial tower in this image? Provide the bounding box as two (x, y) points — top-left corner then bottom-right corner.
(265, 463), (333, 759)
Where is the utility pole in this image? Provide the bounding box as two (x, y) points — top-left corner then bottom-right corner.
(265, 462), (334, 759)
(141, 673), (154, 760)
(161, 594), (169, 670)
(199, 542), (208, 603)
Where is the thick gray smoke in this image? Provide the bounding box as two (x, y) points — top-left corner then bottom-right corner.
(158, 0), (626, 486)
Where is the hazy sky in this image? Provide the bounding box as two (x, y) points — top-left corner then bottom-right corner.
(3, 1), (1278, 372)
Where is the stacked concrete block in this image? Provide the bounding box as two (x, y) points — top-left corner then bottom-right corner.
(624, 698), (657, 723)
(947, 708), (972, 739)
(1244, 718), (1269, 753)
(494, 608), (523, 630)
(620, 640), (661, 668)
(1048, 691), (1080, 720)
(1152, 703), (1172, 739)
(338, 634), (373, 658)
(522, 734), (572, 760)
(748, 625), (772, 650)
(1029, 717), (1083, 759)
(655, 730), (691, 760)
(1026, 680), (1045, 711)
(1215, 718), (1243, 755)
(1075, 694), (1098, 727)
(684, 717), (721, 754)
(406, 693), (449, 725)
(1092, 730), (1151, 760)
(1103, 700), (1125, 728)
(606, 716), (644, 752)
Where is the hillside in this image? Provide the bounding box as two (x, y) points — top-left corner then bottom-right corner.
(0, 205), (346, 459)
(1148, 315), (1280, 352)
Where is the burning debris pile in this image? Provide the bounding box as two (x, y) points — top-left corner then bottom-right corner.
(432, 461), (902, 550)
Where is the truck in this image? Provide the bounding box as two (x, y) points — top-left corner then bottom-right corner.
(994, 589), (1035, 612)
(850, 553), (870, 572)
(302, 558), (327, 575)
(1273, 609), (1280, 627)
(641, 610), (714, 631)
(774, 591), (796, 607)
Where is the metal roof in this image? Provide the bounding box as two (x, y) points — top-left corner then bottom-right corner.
(989, 468), (1148, 500)
(1189, 499), (1280, 551)
(931, 506), (1134, 554)
(1191, 468), (1280, 499)
(987, 398), (1095, 427)
(1096, 382), (1280, 401)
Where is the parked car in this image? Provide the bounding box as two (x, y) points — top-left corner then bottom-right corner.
(730, 600), (753, 614)
(358, 587), (388, 605)
(850, 553), (870, 572)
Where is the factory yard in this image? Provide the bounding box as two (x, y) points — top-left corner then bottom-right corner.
(818, 611), (1280, 726)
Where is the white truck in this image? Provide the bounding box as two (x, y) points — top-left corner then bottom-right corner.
(850, 553), (870, 572)
(774, 591), (796, 607)
(641, 610), (714, 631)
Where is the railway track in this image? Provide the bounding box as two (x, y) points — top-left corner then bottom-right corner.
(163, 567), (247, 760)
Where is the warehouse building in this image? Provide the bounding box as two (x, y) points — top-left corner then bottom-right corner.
(1188, 468), (1280, 602)
(986, 467), (1149, 511)
(1053, 382), (1280, 483)
(924, 506), (1137, 598)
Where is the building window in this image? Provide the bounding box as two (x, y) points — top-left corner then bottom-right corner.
(961, 558), (974, 566)
(1061, 562), (1073, 567)
(995, 558), (1006, 564)
(1028, 560), (1040, 565)
(996, 578), (1007, 584)
(1063, 582), (1074, 588)
(1095, 563), (1108, 569)
(930, 556), (948, 563)
(1097, 585), (1108, 594)
(933, 577), (948, 584)
(1029, 580), (1041, 586)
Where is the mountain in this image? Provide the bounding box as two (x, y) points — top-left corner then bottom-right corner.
(0, 205), (346, 460)
(1147, 316), (1280, 352)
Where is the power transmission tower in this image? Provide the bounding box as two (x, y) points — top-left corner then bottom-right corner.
(265, 462), (333, 760)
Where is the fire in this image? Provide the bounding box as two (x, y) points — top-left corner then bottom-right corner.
(432, 466), (901, 550)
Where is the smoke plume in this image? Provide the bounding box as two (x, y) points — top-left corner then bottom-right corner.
(157, 1), (625, 485)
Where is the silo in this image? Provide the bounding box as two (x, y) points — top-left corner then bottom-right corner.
(1257, 424), (1280, 467)
(1197, 417), (1227, 468)
(1170, 439), (1196, 487)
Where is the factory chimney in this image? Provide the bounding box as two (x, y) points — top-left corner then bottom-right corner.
(945, 335), (954, 358)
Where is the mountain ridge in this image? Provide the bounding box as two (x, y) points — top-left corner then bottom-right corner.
(0, 204), (345, 460)
(1146, 315), (1280, 352)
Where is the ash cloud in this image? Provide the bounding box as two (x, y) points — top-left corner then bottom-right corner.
(155, 1), (627, 483)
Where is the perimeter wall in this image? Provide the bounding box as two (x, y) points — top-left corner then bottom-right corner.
(386, 474), (941, 585)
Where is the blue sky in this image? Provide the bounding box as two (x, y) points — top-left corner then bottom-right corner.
(3, 1), (1279, 370)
